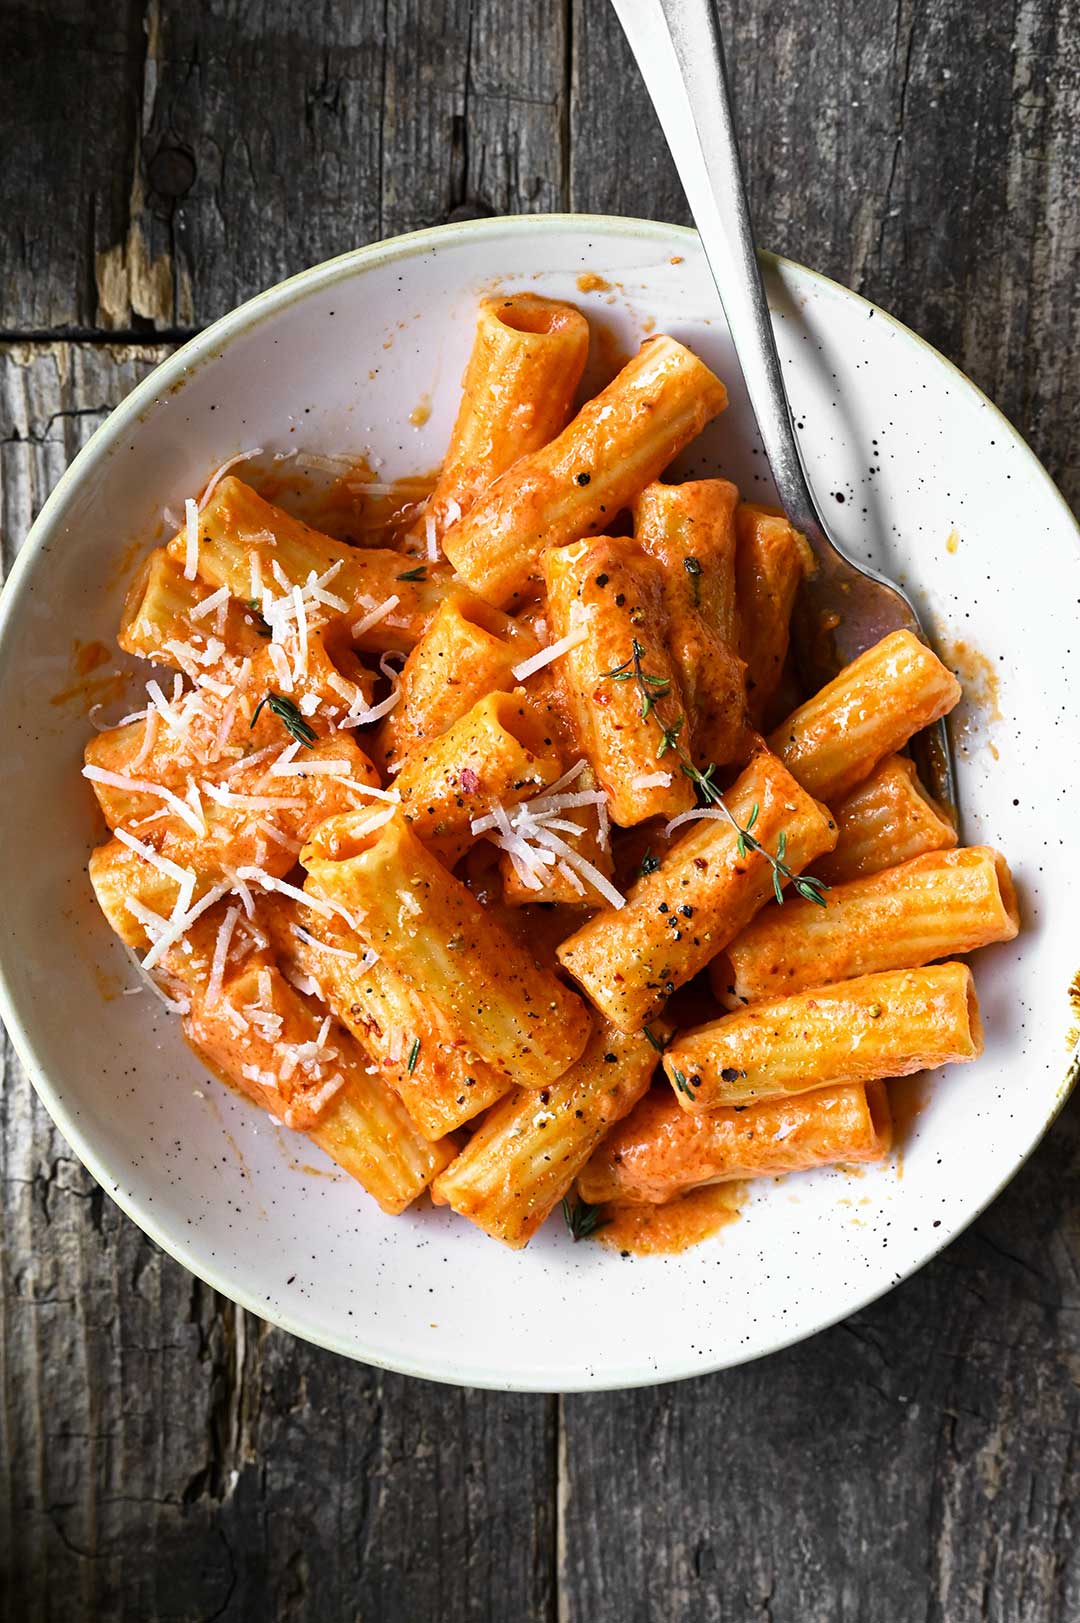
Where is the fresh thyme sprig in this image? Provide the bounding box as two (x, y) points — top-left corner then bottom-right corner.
(602, 640), (671, 720)
(250, 691), (318, 748)
(561, 1193), (610, 1242)
(602, 642), (829, 908)
(681, 772), (830, 908)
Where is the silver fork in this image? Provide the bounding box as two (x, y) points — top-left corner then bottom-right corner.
(611, 0), (957, 811)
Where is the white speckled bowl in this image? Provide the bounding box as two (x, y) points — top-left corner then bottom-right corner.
(1, 216), (1078, 1391)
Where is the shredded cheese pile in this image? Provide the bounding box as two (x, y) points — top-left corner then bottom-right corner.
(470, 760), (625, 909)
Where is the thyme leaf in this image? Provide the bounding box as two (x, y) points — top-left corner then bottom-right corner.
(250, 691), (318, 747)
(561, 1194), (610, 1242)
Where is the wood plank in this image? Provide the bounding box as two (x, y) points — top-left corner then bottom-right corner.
(569, 0), (689, 227)
(34, 0), (573, 338)
(0, 2), (142, 334)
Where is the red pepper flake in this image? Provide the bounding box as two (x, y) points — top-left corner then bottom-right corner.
(460, 767), (481, 793)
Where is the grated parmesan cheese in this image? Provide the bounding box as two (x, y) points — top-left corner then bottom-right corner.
(183, 498), (200, 581)
(201, 781), (306, 812)
(267, 643), (294, 691)
(351, 594), (400, 639)
(82, 762), (206, 838)
(510, 625), (588, 682)
(190, 585), (231, 622)
(199, 448), (264, 509)
(207, 906), (241, 1007)
(113, 827), (197, 920)
(141, 882), (232, 972)
(664, 806), (734, 837)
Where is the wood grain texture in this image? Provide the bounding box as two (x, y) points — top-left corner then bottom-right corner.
(1, 0), (1079, 1619)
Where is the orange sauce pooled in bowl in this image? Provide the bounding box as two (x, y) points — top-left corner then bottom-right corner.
(597, 1183), (745, 1256)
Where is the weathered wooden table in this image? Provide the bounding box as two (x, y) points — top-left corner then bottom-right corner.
(2, 4), (1079, 1618)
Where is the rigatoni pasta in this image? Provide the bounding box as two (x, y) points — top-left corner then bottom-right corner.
(80, 292), (1010, 1257)
(423, 293), (590, 538)
(393, 690), (564, 867)
(768, 629), (962, 803)
(377, 593), (540, 771)
(264, 899), (513, 1139)
(815, 753), (957, 885)
(664, 963), (983, 1110)
(633, 480), (749, 768)
(543, 535), (696, 826)
(557, 749), (836, 1031)
(579, 1081), (892, 1204)
(734, 503), (814, 726)
(432, 1023), (662, 1247)
(727, 845), (1018, 1002)
(442, 335), (728, 607)
(302, 811), (593, 1088)
(169, 913), (453, 1212)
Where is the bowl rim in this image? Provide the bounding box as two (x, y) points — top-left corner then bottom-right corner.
(2, 211), (1078, 1392)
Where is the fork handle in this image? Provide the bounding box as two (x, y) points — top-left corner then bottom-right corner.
(611, 0), (822, 543)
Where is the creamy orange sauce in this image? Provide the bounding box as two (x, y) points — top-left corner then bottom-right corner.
(251, 458), (438, 547)
(591, 324), (633, 386)
(408, 394), (432, 428)
(51, 640), (129, 714)
(576, 272), (613, 294)
(91, 963), (123, 1002)
(945, 638), (1003, 759)
(596, 1182), (745, 1255)
(888, 1071), (931, 1147)
(73, 639), (112, 676)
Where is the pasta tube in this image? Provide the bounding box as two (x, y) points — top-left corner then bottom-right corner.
(664, 962), (983, 1110)
(727, 845), (1019, 1001)
(302, 812), (593, 1087)
(557, 749), (837, 1032)
(265, 900), (512, 1139)
(578, 1081), (892, 1204)
(815, 754), (957, 885)
(633, 480), (749, 767)
(734, 504), (814, 726)
(636, 478), (741, 641)
(543, 536), (695, 825)
(395, 691), (564, 867)
(425, 293), (590, 536)
(431, 1023), (661, 1247)
(179, 951), (452, 1212)
(119, 548), (268, 665)
(768, 630), (962, 804)
(166, 477), (453, 650)
(377, 593), (540, 771)
(441, 335), (728, 607)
